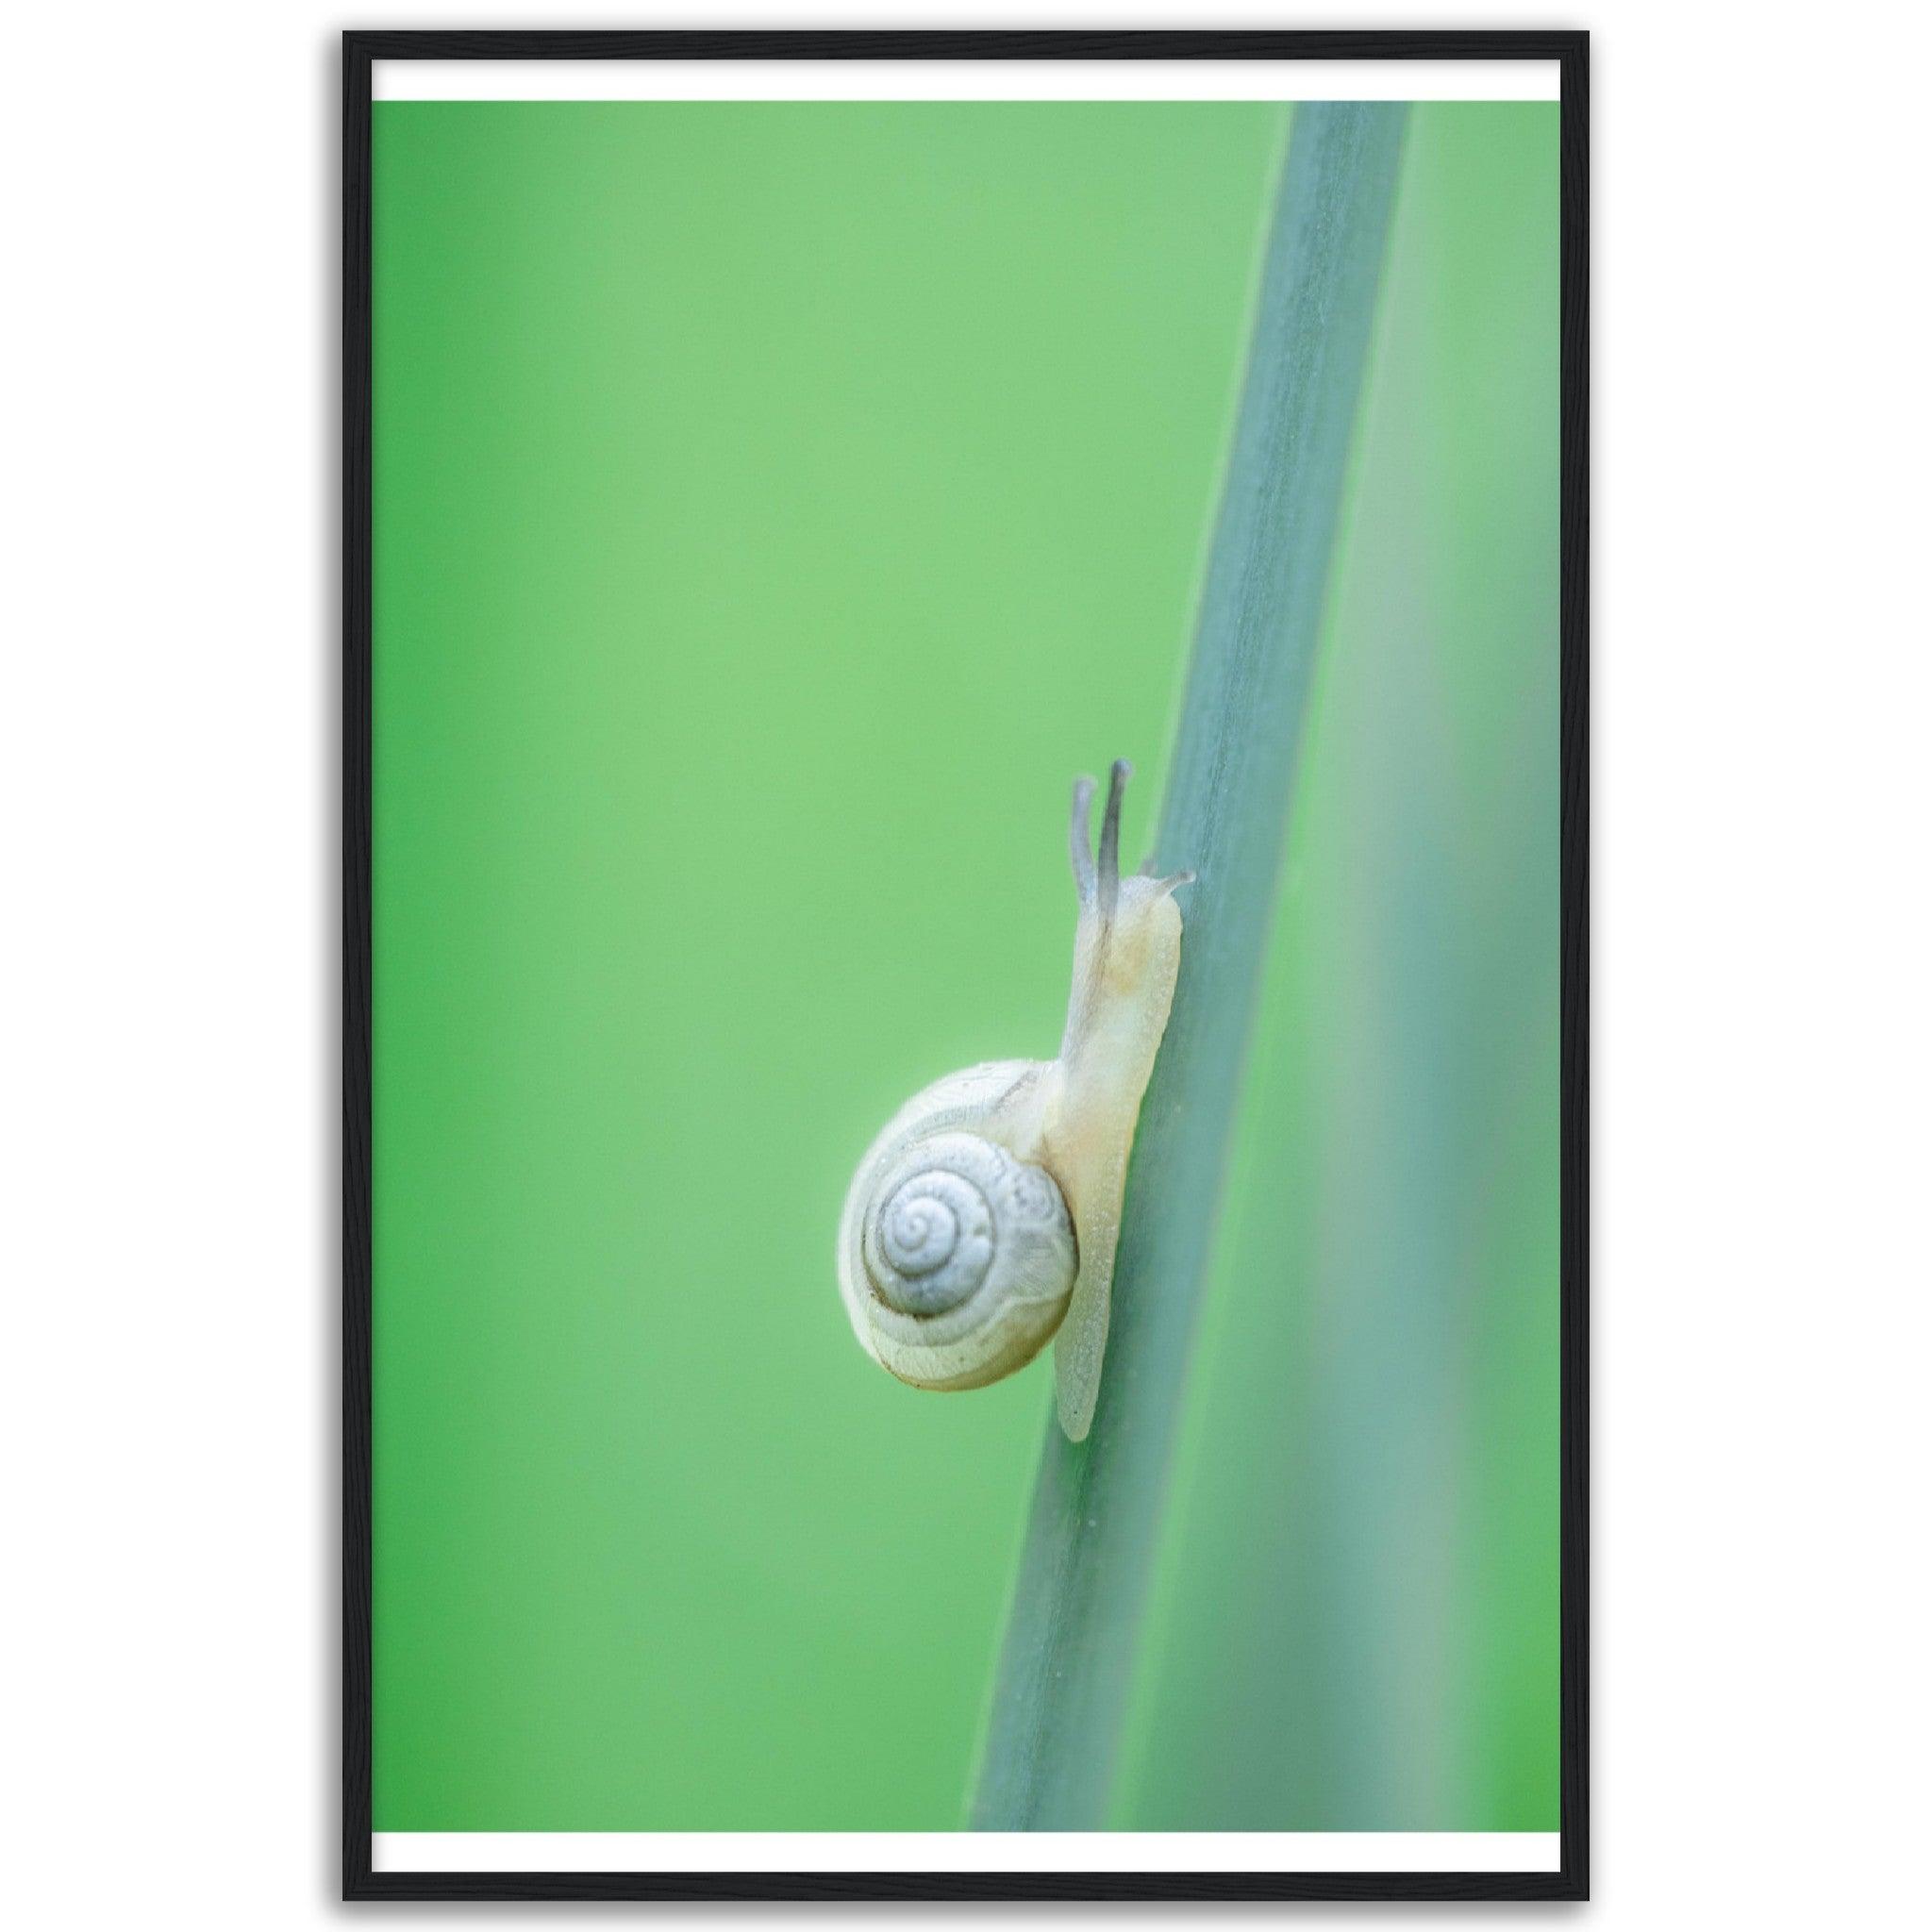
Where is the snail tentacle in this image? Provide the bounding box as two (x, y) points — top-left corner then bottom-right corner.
(1069, 775), (1098, 903)
(1095, 758), (1128, 923)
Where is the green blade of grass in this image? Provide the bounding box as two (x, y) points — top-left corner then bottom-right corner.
(970, 101), (1409, 1832)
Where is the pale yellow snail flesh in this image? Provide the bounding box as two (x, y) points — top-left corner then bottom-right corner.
(836, 760), (1190, 1441)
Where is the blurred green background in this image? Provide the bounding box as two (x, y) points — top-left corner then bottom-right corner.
(372, 99), (1557, 1832)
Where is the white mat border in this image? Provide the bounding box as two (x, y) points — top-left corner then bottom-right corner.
(375, 59), (1560, 104)
(374, 1831), (1563, 1874)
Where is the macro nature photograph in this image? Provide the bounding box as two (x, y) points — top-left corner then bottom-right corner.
(346, 30), (1584, 1901)
(25, 6), (1932, 1928)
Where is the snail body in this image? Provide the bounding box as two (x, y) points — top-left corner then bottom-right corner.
(837, 761), (1190, 1441)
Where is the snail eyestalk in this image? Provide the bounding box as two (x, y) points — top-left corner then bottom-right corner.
(1069, 775), (1098, 904)
(1095, 758), (1128, 924)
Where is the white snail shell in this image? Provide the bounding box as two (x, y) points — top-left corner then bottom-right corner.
(846, 1108), (1075, 1391)
(837, 761), (1191, 1440)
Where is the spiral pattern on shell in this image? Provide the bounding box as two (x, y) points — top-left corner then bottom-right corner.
(852, 1127), (1077, 1389)
(874, 1166), (995, 1315)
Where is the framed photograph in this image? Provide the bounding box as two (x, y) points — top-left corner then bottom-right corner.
(344, 27), (1587, 1903)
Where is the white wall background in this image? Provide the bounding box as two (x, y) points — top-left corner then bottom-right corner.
(6, 1), (1925, 1921)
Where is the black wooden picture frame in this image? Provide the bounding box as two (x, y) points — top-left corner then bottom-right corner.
(343, 26), (1588, 1902)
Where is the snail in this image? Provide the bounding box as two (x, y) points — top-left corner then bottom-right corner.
(837, 760), (1191, 1441)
